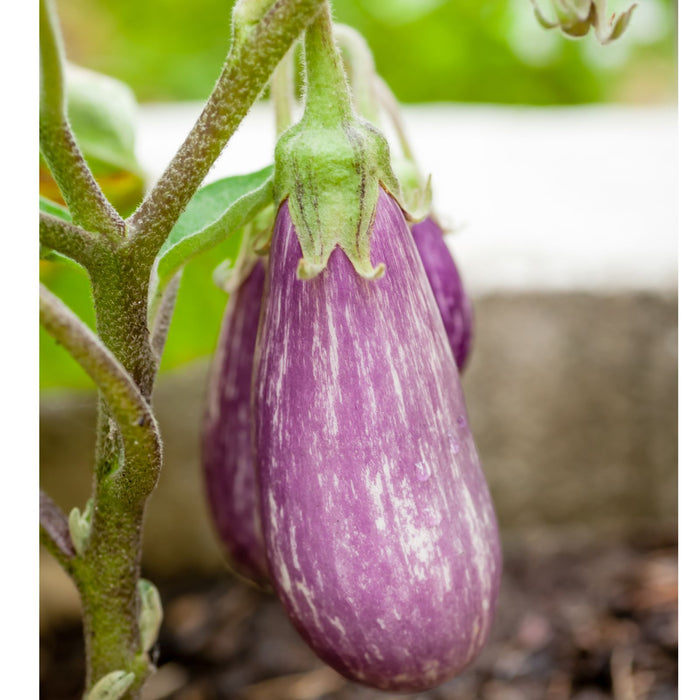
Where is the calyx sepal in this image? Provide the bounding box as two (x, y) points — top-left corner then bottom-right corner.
(392, 155), (432, 222)
(274, 115), (400, 280)
(530, 0), (637, 44)
(272, 4), (401, 281)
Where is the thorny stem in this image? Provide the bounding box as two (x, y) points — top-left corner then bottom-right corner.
(127, 0), (325, 263)
(39, 0), (124, 237)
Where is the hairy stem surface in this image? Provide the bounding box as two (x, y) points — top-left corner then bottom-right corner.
(128, 0), (324, 260)
(39, 0), (124, 237)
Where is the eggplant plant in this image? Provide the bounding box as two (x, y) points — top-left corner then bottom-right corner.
(39, 0), (636, 697)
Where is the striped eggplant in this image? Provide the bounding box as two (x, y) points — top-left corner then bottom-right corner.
(254, 189), (501, 691)
(411, 216), (474, 371)
(201, 260), (269, 587)
(202, 231), (472, 589)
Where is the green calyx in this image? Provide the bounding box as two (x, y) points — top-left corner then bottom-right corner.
(392, 156), (432, 221)
(275, 118), (398, 279)
(272, 3), (400, 280)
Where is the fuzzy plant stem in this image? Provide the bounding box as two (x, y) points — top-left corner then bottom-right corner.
(39, 212), (107, 270)
(39, 0), (124, 238)
(373, 75), (417, 163)
(40, 1), (326, 697)
(127, 0), (325, 262)
(270, 47), (296, 134)
(334, 24), (381, 124)
(40, 284), (162, 695)
(302, 2), (354, 125)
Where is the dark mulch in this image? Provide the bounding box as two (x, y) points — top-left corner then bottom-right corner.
(40, 531), (677, 700)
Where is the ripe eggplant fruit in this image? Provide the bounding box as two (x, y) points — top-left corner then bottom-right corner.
(201, 261), (269, 586)
(411, 216), (474, 371)
(202, 234), (472, 588)
(254, 190), (501, 691)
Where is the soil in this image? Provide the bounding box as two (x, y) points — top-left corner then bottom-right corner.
(40, 531), (677, 700)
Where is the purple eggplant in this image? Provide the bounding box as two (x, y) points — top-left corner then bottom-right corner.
(254, 190), (501, 692)
(202, 223), (472, 587)
(201, 260), (269, 587)
(412, 216), (474, 371)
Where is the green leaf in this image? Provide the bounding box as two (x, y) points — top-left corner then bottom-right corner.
(40, 64), (147, 217)
(65, 63), (143, 176)
(149, 166), (274, 317)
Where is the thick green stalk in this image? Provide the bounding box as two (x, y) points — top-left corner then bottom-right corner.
(302, 2), (354, 125)
(335, 24), (381, 124)
(39, 0), (124, 237)
(82, 249), (159, 696)
(127, 0), (325, 261)
(90, 249), (157, 401)
(39, 212), (106, 271)
(40, 2), (326, 697)
(39, 284), (161, 502)
(78, 490), (151, 697)
(270, 47), (296, 135)
(40, 285), (162, 695)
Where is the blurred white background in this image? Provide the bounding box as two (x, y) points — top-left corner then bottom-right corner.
(138, 103), (677, 295)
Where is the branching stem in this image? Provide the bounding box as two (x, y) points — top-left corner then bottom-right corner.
(39, 212), (106, 270)
(127, 0), (325, 262)
(40, 1), (327, 696)
(39, 0), (124, 237)
(39, 285), (161, 499)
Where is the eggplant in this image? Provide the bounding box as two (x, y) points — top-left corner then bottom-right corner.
(201, 260), (269, 586)
(202, 227), (473, 588)
(254, 189), (501, 691)
(411, 216), (474, 371)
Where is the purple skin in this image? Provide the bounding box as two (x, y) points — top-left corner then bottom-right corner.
(254, 190), (501, 692)
(202, 222), (472, 589)
(201, 260), (270, 587)
(411, 216), (473, 371)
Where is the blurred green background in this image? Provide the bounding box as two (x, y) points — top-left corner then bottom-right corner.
(41, 0), (677, 391)
(55, 0), (676, 104)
